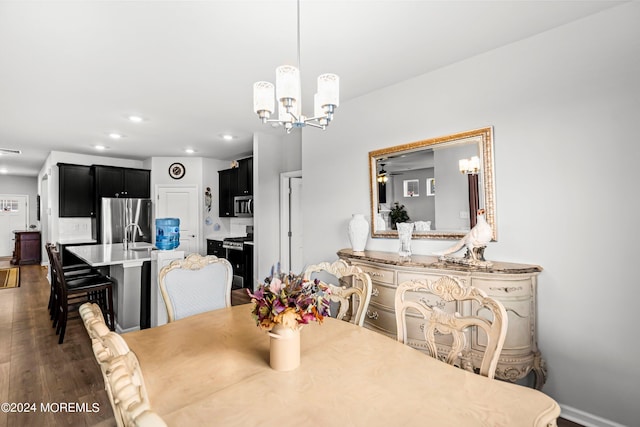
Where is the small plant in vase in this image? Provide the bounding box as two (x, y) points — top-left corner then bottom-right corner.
(389, 202), (410, 230)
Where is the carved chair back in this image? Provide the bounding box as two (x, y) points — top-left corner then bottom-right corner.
(79, 303), (167, 427)
(303, 260), (373, 326)
(394, 276), (507, 379)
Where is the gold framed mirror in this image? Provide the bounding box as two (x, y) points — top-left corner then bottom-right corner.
(369, 127), (496, 240)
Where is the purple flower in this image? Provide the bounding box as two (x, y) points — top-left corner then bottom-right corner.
(249, 266), (331, 330)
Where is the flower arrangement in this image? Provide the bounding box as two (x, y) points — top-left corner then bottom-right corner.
(247, 265), (331, 331)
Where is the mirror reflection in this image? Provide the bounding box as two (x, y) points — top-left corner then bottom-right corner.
(369, 127), (496, 240)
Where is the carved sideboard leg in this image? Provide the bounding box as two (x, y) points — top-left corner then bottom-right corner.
(532, 352), (548, 390)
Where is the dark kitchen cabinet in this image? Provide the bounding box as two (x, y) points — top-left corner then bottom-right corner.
(58, 163), (95, 217)
(243, 243), (254, 290)
(94, 165), (151, 199)
(206, 239), (224, 257)
(237, 157), (253, 195)
(218, 168), (237, 217)
(124, 168), (151, 198)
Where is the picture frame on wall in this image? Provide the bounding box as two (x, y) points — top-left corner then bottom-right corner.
(427, 178), (435, 196)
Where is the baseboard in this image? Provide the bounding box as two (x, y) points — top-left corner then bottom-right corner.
(560, 404), (627, 427)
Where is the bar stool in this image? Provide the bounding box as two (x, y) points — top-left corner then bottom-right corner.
(50, 247), (115, 344)
(45, 243), (101, 321)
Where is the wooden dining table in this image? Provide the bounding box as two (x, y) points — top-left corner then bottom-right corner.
(123, 304), (560, 426)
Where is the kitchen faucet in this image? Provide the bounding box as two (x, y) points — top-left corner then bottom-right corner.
(123, 223), (144, 250)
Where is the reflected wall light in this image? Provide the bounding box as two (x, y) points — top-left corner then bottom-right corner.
(459, 156), (481, 228)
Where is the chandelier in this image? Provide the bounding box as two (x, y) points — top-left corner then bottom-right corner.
(252, 0), (339, 133)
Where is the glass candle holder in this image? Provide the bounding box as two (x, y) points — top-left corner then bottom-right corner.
(396, 222), (414, 258)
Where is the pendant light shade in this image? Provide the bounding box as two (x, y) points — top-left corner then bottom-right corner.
(317, 73), (339, 109)
(253, 81), (275, 117)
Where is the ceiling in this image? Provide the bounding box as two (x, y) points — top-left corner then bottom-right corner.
(0, 0), (623, 177)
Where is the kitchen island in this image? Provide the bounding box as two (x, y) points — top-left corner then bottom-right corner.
(66, 243), (157, 333)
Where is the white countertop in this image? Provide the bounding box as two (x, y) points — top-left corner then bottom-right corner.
(57, 237), (98, 245)
(65, 243), (156, 267)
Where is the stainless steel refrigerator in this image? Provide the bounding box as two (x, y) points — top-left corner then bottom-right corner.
(101, 197), (152, 244)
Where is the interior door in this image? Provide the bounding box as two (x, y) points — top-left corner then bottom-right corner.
(0, 195), (29, 257)
(289, 177), (303, 273)
(156, 186), (199, 254)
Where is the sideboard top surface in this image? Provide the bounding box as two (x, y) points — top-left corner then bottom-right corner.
(337, 248), (542, 274)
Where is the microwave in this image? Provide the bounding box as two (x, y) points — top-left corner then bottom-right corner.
(234, 195), (253, 217)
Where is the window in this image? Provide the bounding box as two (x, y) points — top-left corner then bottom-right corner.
(0, 199), (19, 212)
(403, 179), (419, 197)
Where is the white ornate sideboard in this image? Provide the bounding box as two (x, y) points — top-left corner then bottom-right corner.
(337, 248), (547, 389)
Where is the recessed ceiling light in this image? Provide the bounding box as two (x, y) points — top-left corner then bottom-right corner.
(185, 148), (195, 154)
(0, 168), (8, 174)
(128, 115), (144, 123)
(222, 134), (235, 141)
(109, 132), (124, 139)
(95, 145), (108, 150)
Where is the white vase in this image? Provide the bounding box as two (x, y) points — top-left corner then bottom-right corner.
(348, 214), (369, 253)
(268, 324), (301, 371)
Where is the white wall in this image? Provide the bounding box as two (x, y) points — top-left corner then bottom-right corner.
(0, 175), (38, 226)
(253, 131), (302, 285)
(303, 3), (639, 426)
(202, 157), (233, 241)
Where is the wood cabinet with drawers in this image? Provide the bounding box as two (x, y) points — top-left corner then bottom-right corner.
(338, 248), (547, 389)
(10, 230), (41, 265)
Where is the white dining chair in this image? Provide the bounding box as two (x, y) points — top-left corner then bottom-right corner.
(395, 275), (508, 379)
(79, 302), (165, 427)
(107, 351), (167, 427)
(303, 260), (372, 327)
(159, 254), (233, 322)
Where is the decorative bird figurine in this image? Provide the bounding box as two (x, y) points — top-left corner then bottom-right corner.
(434, 209), (492, 263)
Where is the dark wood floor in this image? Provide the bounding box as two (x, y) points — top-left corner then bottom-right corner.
(0, 262), (582, 427)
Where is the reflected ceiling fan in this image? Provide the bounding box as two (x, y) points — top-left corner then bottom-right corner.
(377, 164), (389, 183)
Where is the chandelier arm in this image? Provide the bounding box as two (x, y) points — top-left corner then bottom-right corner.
(304, 121), (325, 130)
(287, 110), (300, 123)
(306, 114), (329, 122)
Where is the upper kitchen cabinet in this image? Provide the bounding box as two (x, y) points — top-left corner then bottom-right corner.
(94, 165), (151, 199)
(58, 163), (95, 217)
(237, 157), (253, 195)
(218, 168), (238, 217)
